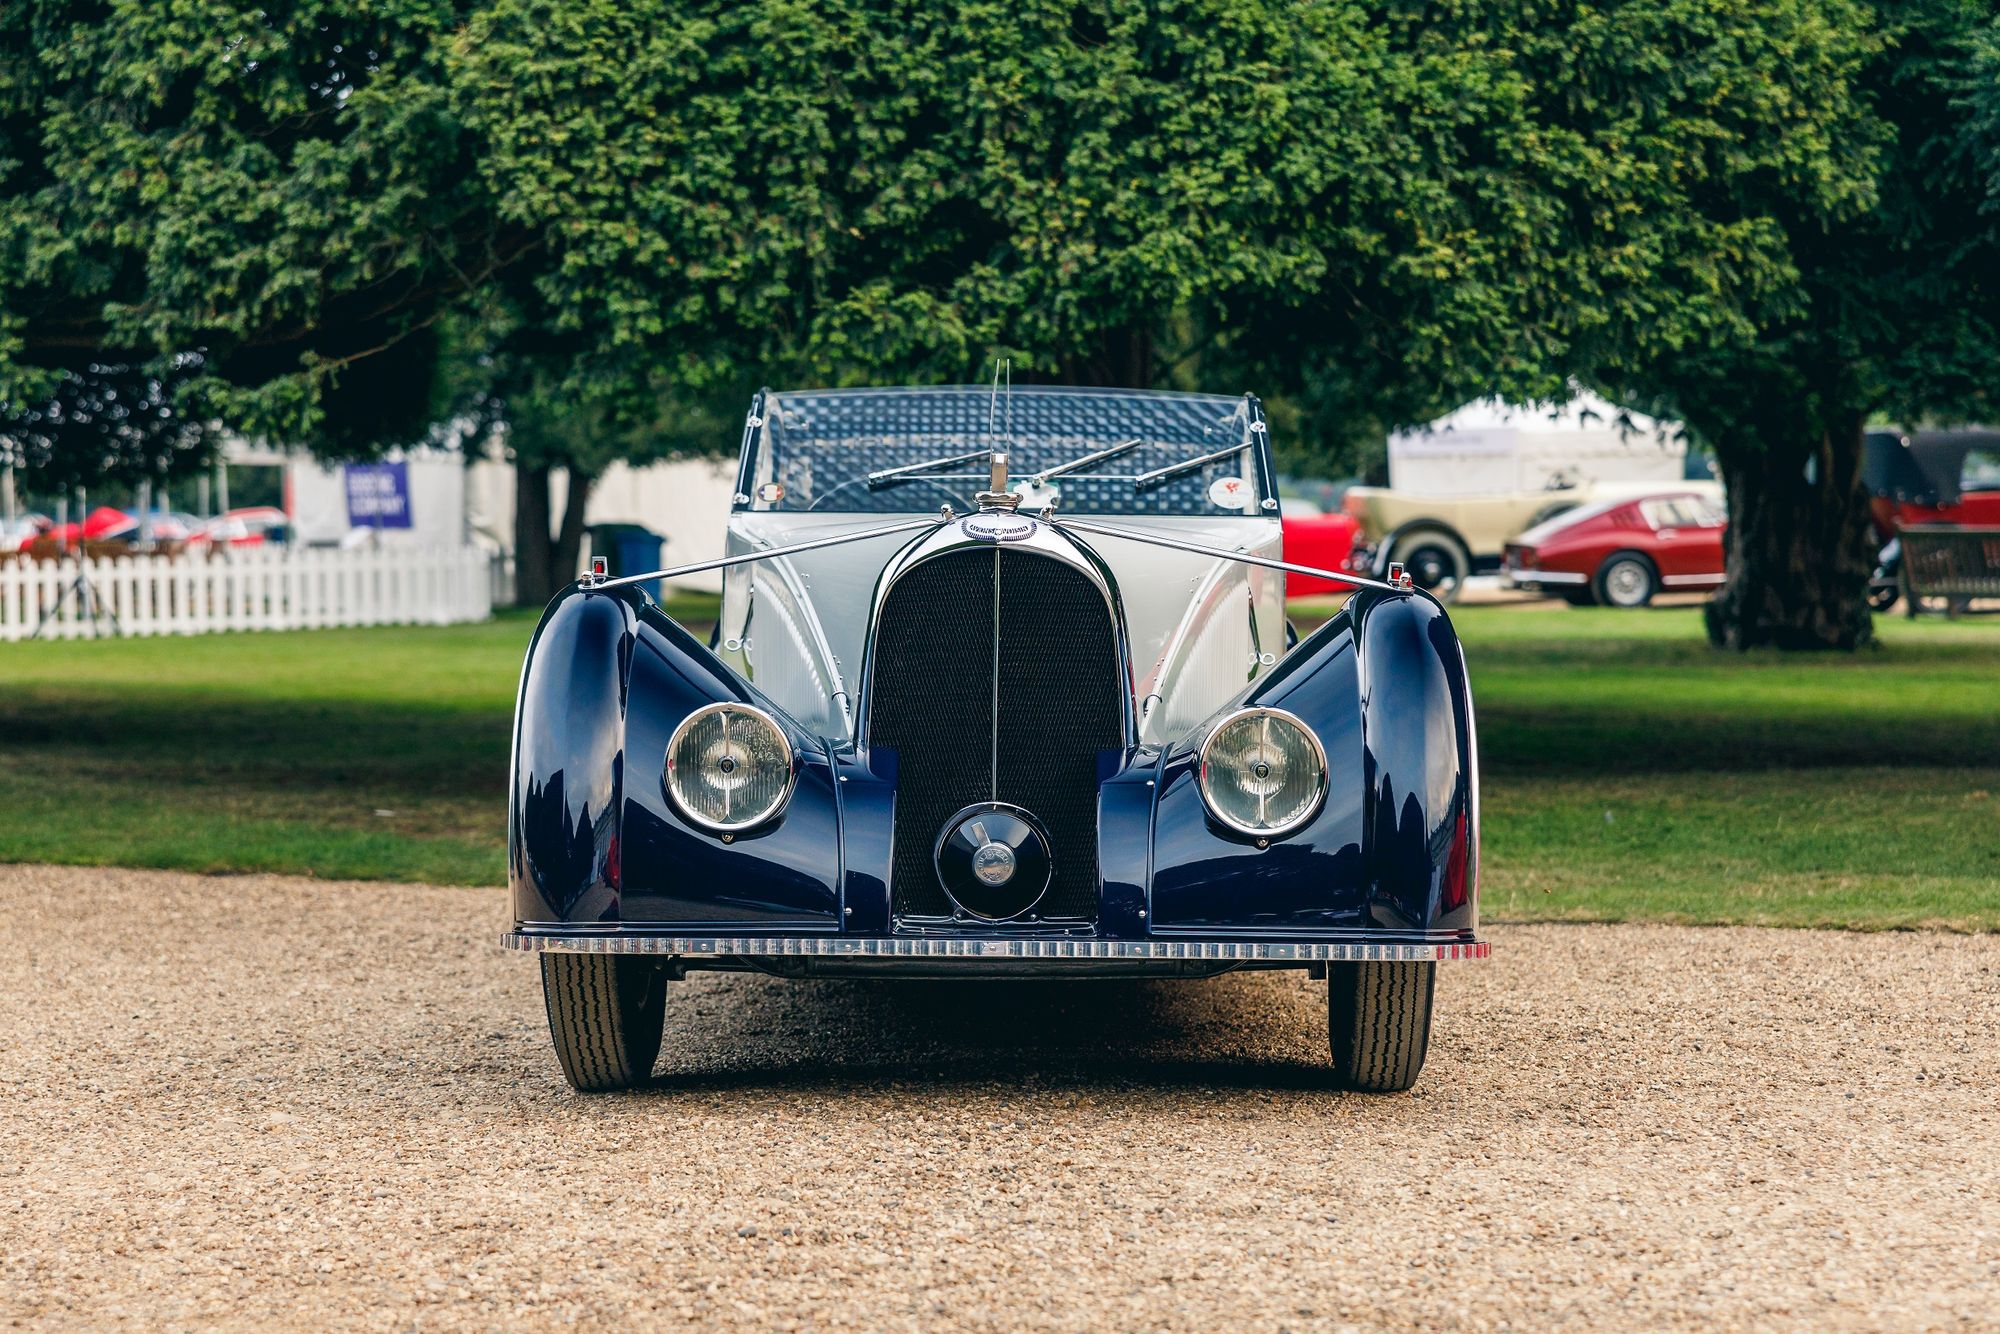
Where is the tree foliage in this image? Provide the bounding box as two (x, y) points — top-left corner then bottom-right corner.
(5, 0), (1991, 649)
(1602, 0), (2000, 648)
(0, 0), (504, 444)
(0, 359), (215, 492)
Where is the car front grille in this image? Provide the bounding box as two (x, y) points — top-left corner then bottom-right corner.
(867, 546), (1124, 925)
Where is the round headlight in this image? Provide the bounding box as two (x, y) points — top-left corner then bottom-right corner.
(1197, 706), (1327, 838)
(664, 702), (795, 832)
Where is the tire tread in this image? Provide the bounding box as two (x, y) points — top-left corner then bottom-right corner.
(1327, 961), (1436, 1092)
(540, 954), (666, 1092)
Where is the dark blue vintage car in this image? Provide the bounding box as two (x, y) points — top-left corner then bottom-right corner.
(506, 386), (1486, 1092)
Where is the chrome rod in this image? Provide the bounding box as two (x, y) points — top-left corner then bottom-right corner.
(591, 516), (946, 592)
(1032, 437), (1142, 484)
(866, 448), (990, 487)
(1053, 517), (1406, 594)
(1132, 441), (1249, 489)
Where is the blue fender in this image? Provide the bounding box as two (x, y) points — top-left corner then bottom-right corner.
(510, 584), (843, 930)
(1146, 589), (1478, 941)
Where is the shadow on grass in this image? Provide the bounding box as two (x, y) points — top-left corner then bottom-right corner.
(1477, 707), (2000, 774)
(0, 687), (513, 799)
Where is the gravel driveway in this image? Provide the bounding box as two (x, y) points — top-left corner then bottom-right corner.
(2, 865), (1995, 1329)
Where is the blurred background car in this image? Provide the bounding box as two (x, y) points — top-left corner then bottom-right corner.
(190, 506), (293, 549)
(1343, 477), (1723, 599)
(1339, 392), (1706, 600)
(1503, 490), (1727, 607)
(1863, 428), (1999, 610)
(1276, 495), (1362, 596)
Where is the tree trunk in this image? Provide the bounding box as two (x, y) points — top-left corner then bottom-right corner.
(1057, 328), (1156, 387)
(513, 461), (554, 609)
(554, 470), (593, 588)
(1705, 415), (1876, 651)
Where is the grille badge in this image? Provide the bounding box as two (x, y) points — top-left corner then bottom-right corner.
(960, 513), (1038, 543)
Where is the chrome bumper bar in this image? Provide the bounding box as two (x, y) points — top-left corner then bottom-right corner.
(503, 933), (1489, 962)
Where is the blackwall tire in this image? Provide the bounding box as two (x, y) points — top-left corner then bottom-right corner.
(1327, 961), (1436, 1092)
(1596, 553), (1658, 608)
(1389, 532), (1471, 604)
(540, 954), (669, 1092)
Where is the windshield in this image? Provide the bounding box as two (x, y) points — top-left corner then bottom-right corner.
(737, 385), (1272, 516)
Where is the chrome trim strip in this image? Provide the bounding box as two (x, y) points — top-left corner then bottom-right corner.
(1054, 518), (1404, 594)
(1504, 569), (1586, 586)
(1661, 573), (1723, 586)
(503, 933), (1491, 962)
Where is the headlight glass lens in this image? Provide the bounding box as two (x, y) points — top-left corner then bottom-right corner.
(1198, 708), (1326, 837)
(664, 703), (793, 831)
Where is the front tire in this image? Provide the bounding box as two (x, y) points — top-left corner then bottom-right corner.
(1327, 961), (1435, 1092)
(1595, 552), (1658, 608)
(541, 954), (669, 1092)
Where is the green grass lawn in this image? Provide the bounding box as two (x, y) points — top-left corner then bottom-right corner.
(1, 595), (1994, 929)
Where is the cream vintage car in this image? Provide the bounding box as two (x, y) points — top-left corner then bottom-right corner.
(1341, 479), (1724, 599)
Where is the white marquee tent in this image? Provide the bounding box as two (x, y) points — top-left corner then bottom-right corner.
(1387, 391), (1688, 497)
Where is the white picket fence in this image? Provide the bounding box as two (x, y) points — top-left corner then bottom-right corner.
(0, 546), (493, 642)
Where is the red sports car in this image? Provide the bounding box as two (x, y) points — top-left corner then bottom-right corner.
(1502, 491), (1727, 607)
(1279, 500), (1363, 597)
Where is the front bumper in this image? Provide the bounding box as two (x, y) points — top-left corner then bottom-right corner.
(503, 931), (1489, 963)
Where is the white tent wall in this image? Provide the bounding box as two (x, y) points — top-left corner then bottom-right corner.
(285, 449), (474, 549)
(563, 456), (737, 592)
(290, 451), (737, 592)
(1388, 392), (1687, 497)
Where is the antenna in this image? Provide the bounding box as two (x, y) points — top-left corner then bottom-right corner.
(986, 358), (1003, 454)
(1004, 357), (1013, 458)
(976, 356), (1021, 513)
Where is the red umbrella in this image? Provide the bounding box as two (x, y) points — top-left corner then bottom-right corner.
(45, 506), (138, 547)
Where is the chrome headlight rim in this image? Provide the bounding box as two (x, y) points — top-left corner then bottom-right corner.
(1196, 705), (1328, 839)
(663, 701), (797, 833)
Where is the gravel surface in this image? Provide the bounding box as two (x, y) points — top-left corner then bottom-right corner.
(2, 864), (1996, 1330)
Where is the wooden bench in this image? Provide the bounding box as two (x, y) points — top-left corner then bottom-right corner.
(1900, 525), (2000, 618)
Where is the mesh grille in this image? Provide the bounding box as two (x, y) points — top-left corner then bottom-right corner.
(868, 547), (1124, 924)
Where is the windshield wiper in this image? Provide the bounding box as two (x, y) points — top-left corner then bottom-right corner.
(1133, 441), (1248, 490)
(866, 448), (990, 489)
(1027, 437), (1142, 485)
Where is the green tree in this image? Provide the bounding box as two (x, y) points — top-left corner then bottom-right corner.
(5, 0), (1934, 655)
(0, 0), (511, 448)
(1601, 0), (2000, 649)
(454, 0), (1888, 544)
(1, 359), (216, 495)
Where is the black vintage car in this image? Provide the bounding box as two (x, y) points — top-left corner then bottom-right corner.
(506, 386), (1486, 1092)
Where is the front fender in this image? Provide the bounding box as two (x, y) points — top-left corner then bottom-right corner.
(510, 586), (633, 925)
(510, 584), (843, 930)
(1146, 589), (1478, 939)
